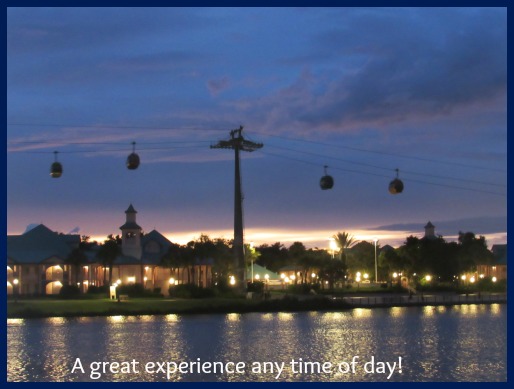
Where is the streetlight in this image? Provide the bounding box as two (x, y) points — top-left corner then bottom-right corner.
(374, 239), (378, 283)
(329, 238), (337, 259)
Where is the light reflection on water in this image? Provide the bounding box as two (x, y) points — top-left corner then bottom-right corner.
(7, 304), (506, 382)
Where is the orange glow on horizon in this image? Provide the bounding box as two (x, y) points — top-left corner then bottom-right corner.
(50, 228), (507, 250)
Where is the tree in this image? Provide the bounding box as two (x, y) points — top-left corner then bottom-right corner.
(288, 242), (306, 285)
(96, 234), (121, 286)
(457, 232), (493, 275)
(66, 246), (87, 290)
(255, 242), (289, 272)
(245, 243), (261, 280)
(332, 231), (358, 283)
(161, 242), (183, 282)
(211, 238), (233, 287)
(318, 254), (345, 291)
(378, 247), (410, 283)
(346, 241), (375, 277)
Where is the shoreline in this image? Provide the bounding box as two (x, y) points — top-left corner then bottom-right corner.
(7, 293), (507, 320)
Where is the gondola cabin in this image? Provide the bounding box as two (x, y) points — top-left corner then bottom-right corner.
(50, 162), (62, 178)
(126, 153), (140, 170)
(389, 178), (404, 194)
(126, 142), (140, 170)
(320, 165), (334, 190)
(50, 151), (62, 178)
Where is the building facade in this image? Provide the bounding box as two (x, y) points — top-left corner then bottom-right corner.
(7, 205), (213, 296)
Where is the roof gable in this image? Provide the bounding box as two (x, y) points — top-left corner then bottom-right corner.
(7, 224), (78, 264)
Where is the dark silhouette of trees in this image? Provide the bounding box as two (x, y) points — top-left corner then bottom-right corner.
(332, 231), (358, 283)
(66, 246), (87, 289)
(390, 231), (493, 286)
(288, 242), (306, 285)
(96, 234), (121, 286)
(255, 242), (289, 272)
(457, 232), (493, 275)
(347, 241), (376, 278)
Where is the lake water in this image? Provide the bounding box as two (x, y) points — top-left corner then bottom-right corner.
(7, 304), (506, 382)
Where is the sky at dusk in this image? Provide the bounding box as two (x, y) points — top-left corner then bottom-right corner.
(6, 7), (507, 249)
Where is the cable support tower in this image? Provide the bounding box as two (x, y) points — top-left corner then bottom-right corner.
(211, 126), (263, 292)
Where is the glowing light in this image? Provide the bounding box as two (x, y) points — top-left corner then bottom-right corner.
(363, 273), (369, 279)
(13, 278), (19, 285)
(393, 272), (398, 278)
(492, 277), (497, 282)
(229, 276), (236, 285)
(311, 273), (316, 278)
(280, 273), (285, 279)
(254, 274), (260, 280)
(127, 276), (135, 283)
(290, 275), (296, 280)
(356, 272), (361, 277)
(145, 266), (149, 271)
(116, 279), (121, 285)
(425, 275), (432, 282)
(461, 275), (467, 281)
(169, 278), (175, 285)
(264, 274), (269, 280)
(479, 274), (485, 279)
(469, 276), (475, 283)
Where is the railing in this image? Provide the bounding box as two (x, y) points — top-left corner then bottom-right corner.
(340, 293), (507, 307)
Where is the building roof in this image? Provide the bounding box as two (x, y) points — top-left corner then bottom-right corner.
(114, 254), (143, 265)
(125, 204), (137, 213)
(142, 229), (172, 248)
(7, 224), (79, 264)
(140, 229), (172, 264)
(246, 263), (280, 280)
(119, 221), (142, 230)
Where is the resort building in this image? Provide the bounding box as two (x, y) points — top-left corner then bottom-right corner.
(7, 204), (213, 296)
(477, 244), (507, 281)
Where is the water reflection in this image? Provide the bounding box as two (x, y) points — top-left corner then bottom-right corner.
(7, 305), (506, 382)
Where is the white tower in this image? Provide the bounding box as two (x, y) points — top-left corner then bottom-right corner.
(120, 204), (142, 259)
(424, 221), (436, 239)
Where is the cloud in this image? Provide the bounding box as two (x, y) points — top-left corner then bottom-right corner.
(207, 76), (231, 96)
(232, 8), (506, 134)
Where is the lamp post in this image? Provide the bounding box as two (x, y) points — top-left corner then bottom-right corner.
(374, 239), (378, 284)
(329, 238), (337, 259)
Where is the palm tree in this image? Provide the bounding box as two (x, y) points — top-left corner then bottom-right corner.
(161, 242), (182, 283)
(96, 234), (121, 286)
(66, 247), (87, 290)
(333, 232), (358, 284)
(333, 232), (358, 261)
